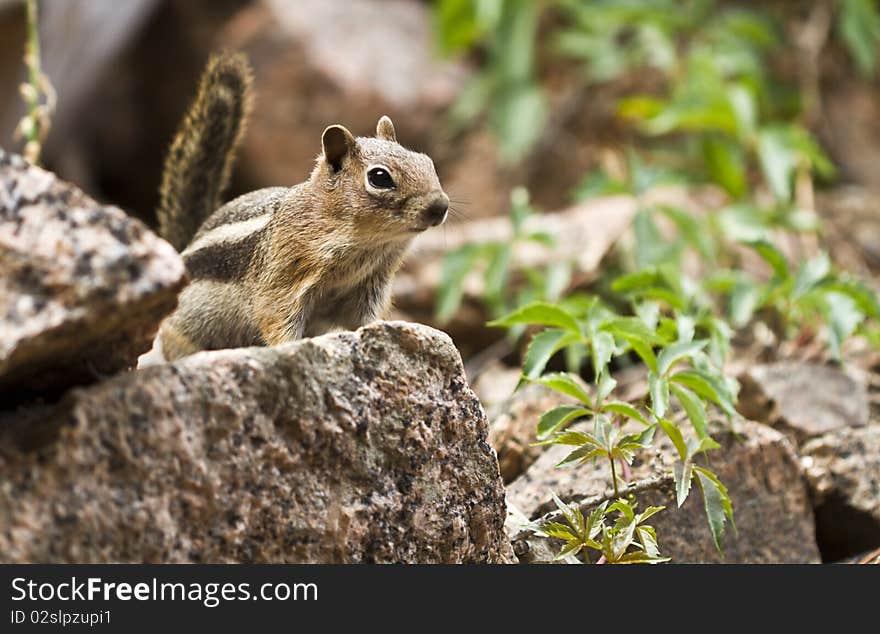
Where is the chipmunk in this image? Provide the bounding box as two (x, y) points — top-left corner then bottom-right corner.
(153, 51), (448, 361)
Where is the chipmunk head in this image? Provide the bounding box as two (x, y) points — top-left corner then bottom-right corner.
(314, 116), (448, 242)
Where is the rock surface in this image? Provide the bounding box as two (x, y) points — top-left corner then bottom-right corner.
(802, 425), (880, 561)
(508, 421), (821, 563)
(222, 0), (467, 190)
(0, 321), (514, 563)
(737, 362), (868, 443)
(0, 151), (185, 403)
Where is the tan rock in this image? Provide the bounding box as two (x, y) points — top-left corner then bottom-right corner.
(738, 362), (868, 443)
(0, 151), (185, 404)
(0, 321), (514, 563)
(802, 425), (880, 561)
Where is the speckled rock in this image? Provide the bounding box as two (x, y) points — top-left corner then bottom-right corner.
(0, 321), (514, 563)
(508, 421), (820, 563)
(737, 362), (868, 443)
(802, 426), (880, 561)
(0, 150), (185, 403)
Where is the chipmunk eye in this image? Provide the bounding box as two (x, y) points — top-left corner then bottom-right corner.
(367, 167), (395, 189)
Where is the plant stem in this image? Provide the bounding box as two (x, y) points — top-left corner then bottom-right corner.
(609, 455), (619, 497)
(22, 0), (43, 163)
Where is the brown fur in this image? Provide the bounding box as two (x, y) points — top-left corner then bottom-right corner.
(157, 51), (253, 251)
(156, 55), (448, 361)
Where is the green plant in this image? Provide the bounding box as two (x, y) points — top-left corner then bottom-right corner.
(490, 289), (736, 553)
(532, 495), (669, 564)
(434, 0), (546, 163)
(15, 0), (55, 165)
(838, 0), (880, 77)
(435, 187), (571, 325)
(435, 0), (880, 563)
(723, 241), (880, 359)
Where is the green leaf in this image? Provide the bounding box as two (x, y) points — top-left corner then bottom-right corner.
(693, 466), (735, 554)
(744, 239), (789, 279)
(727, 83), (757, 137)
(669, 384), (709, 439)
(543, 261), (573, 301)
(822, 290), (864, 361)
(686, 436), (721, 462)
(585, 501), (608, 541)
(433, 0), (485, 53)
(436, 244), (482, 322)
(602, 401), (649, 426)
(657, 418), (687, 461)
(546, 430), (596, 447)
(636, 505), (665, 525)
(592, 415), (619, 453)
(635, 302), (661, 330)
(793, 252), (831, 298)
(601, 317), (665, 344)
(729, 280), (761, 328)
(648, 373), (670, 418)
(483, 244), (512, 303)
(537, 521), (577, 541)
(492, 84), (547, 164)
(590, 331), (616, 379)
(675, 313), (696, 344)
(488, 301), (582, 334)
(838, 0), (880, 77)
(554, 540), (585, 561)
(615, 551), (671, 564)
(537, 405), (591, 439)
(820, 278), (880, 320)
(636, 525), (661, 558)
(531, 372), (593, 406)
(610, 515), (637, 561)
(607, 498), (635, 522)
(557, 446), (606, 467)
(596, 371), (618, 404)
(521, 328), (581, 380)
(657, 340), (707, 376)
(618, 424), (657, 450)
(551, 492), (585, 536)
(602, 316), (662, 372)
(702, 135), (746, 198)
(757, 128), (798, 202)
(673, 460), (694, 508)
(628, 337), (659, 374)
(670, 370), (737, 417)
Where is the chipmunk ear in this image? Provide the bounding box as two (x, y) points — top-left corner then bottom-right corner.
(376, 115), (396, 142)
(322, 124), (357, 172)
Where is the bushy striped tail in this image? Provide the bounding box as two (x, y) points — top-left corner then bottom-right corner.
(157, 51), (253, 251)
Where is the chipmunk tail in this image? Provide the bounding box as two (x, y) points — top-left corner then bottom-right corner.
(157, 51), (253, 251)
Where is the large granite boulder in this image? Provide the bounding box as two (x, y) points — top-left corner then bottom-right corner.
(0, 321), (514, 563)
(0, 150), (185, 404)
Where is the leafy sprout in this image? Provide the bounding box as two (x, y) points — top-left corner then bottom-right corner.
(532, 495), (669, 564)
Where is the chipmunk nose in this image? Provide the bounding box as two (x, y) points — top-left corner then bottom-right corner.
(424, 194), (449, 226)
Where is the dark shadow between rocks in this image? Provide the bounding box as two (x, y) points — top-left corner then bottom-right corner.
(815, 491), (880, 562)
